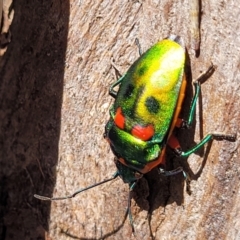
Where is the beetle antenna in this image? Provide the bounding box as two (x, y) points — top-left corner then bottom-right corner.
(34, 172), (119, 201)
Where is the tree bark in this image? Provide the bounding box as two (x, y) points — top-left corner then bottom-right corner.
(0, 0), (239, 239)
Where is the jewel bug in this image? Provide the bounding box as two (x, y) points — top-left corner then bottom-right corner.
(34, 35), (236, 229)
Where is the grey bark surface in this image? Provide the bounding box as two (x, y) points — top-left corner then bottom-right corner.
(0, 1), (239, 240)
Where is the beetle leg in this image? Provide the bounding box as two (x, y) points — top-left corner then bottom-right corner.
(109, 73), (126, 98)
(111, 59), (122, 77)
(167, 132), (236, 161)
(177, 133), (236, 157)
(167, 134), (185, 157)
(182, 64), (215, 128)
(160, 167), (191, 187)
(159, 166), (192, 194)
(168, 133), (236, 158)
(159, 166), (184, 176)
(159, 136), (192, 193)
(109, 37), (143, 98)
(168, 134), (181, 149)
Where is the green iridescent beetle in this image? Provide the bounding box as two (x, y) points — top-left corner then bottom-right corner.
(34, 35), (236, 228)
(105, 35), (188, 181)
(104, 35), (235, 184)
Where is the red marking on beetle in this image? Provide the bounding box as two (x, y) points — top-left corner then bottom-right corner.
(167, 134), (181, 149)
(114, 107), (125, 129)
(131, 124), (154, 141)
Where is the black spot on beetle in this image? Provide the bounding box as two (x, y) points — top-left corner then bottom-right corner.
(124, 84), (134, 98)
(145, 96), (160, 114)
(138, 65), (147, 76)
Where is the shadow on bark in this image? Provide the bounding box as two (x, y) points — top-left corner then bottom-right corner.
(0, 1), (69, 239)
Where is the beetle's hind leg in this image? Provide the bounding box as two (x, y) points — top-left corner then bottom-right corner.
(168, 130), (236, 158)
(172, 133), (236, 158)
(172, 62), (237, 156)
(166, 132), (236, 190)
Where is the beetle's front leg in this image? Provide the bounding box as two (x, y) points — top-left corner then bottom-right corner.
(109, 73), (126, 98)
(109, 38), (142, 98)
(109, 59), (126, 98)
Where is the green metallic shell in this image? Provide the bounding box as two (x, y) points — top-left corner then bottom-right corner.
(106, 119), (161, 167)
(114, 39), (185, 141)
(106, 37), (186, 175)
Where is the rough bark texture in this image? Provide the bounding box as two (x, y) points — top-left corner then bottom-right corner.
(0, 0), (239, 240)
(0, 0), (14, 55)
